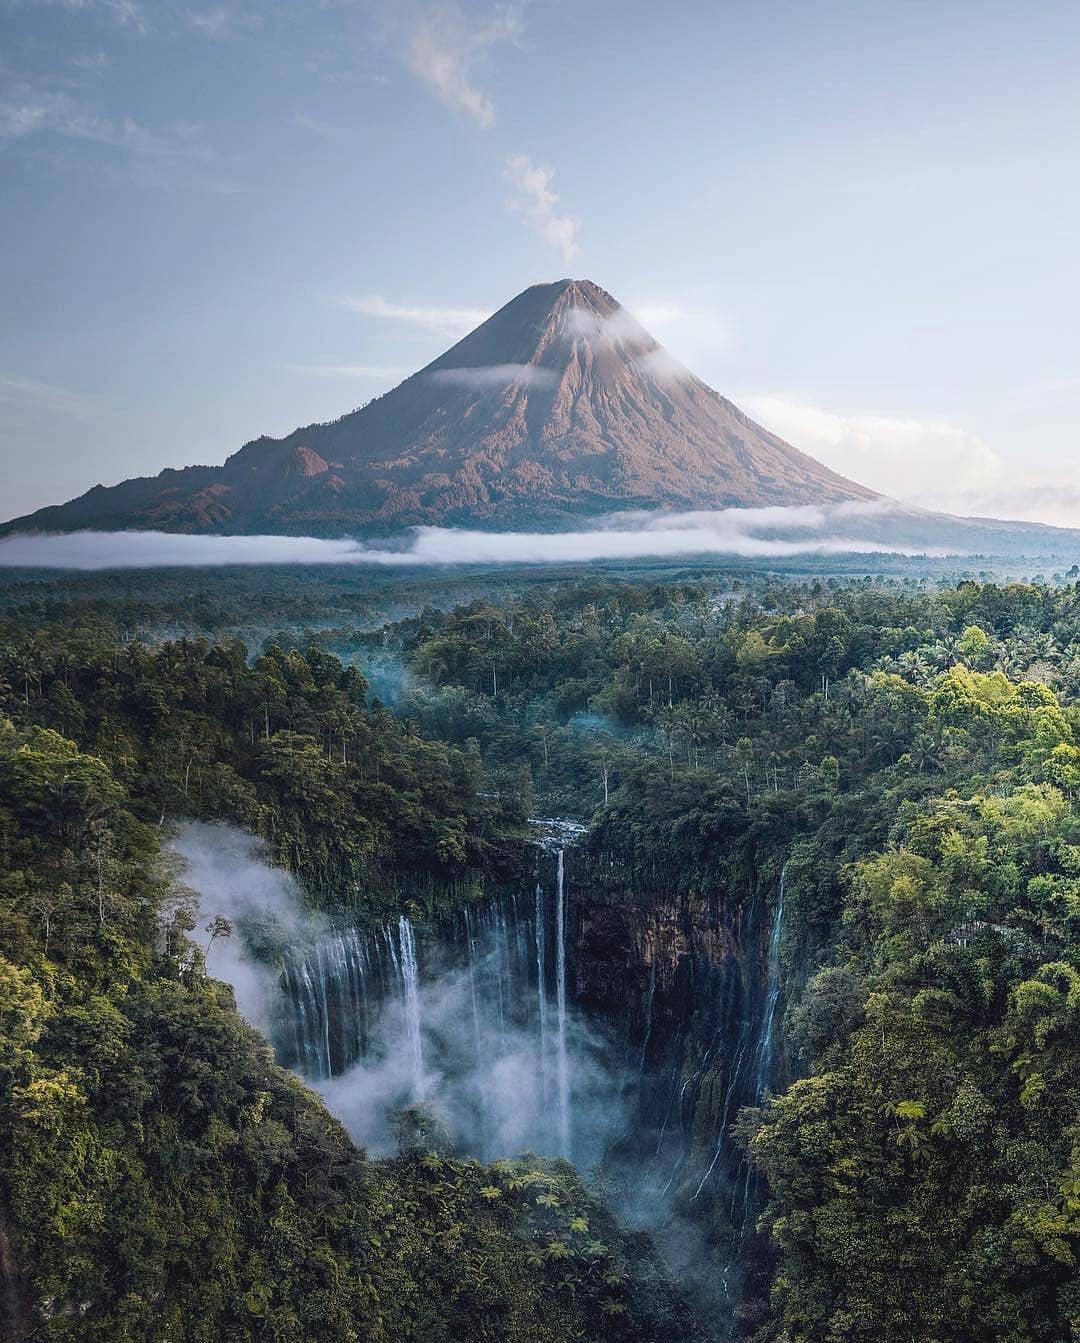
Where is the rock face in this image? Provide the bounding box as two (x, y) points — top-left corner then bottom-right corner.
(567, 845), (786, 1225)
(2, 278), (874, 537)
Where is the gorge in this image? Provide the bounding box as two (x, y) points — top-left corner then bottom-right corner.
(177, 817), (791, 1333)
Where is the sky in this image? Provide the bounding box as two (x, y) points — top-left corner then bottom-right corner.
(2, 0), (1080, 527)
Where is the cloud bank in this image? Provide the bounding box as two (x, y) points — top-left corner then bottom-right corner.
(744, 395), (1080, 529)
(0, 503), (956, 570)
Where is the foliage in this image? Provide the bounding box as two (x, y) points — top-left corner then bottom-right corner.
(0, 713), (696, 1342)
(8, 567), (1080, 1340)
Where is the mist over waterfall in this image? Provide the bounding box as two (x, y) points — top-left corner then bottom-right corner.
(299, 856), (619, 1163)
(171, 815), (792, 1335)
(174, 821), (624, 1166)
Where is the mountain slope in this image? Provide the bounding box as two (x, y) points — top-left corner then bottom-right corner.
(2, 279), (875, 537)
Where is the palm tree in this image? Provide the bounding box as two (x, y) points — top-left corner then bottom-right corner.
(897, 649), (932, 683)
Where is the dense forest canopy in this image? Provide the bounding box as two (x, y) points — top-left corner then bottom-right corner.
(2, 562), (1080, 1340)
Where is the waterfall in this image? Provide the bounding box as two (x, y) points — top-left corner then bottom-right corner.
(555, 846), (570, 1157)
(534, 881), (548, 1103)
(751, 867), (785, 1101)
(688, 870), (786, 1204)
(275, 834), (611, 1165)
(465, 906), (483, 1063)
(639, 957), (657, 1073)
(690, 1032), (751, 1201)
(399, 915), (424, 1098)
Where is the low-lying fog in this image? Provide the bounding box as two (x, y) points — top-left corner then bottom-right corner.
(0, 501), (954, 569)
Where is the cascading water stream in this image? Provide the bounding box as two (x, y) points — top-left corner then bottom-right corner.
(555, 846), (571, 1157)
(399, 914), (424, 1097)
(535, 882), (548, 1104)
(750, 867), (785, 1103)
(689, 869), (786, 1203)
(276, 829), (591, 1164)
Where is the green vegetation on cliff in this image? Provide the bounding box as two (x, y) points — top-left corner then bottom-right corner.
(3, 566), (1080, 1340)
(0, 709), (696, 1342)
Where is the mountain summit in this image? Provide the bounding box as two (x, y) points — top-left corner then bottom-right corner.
(3, 279), (875, 536)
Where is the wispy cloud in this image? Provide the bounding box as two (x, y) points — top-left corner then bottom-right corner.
(743, 395), (1080, 528)
(404, 1), (523, 128)
(183, 4), (263, 39)
(427, 362), (556, 390)
(634, 347), (692, 385)
(69, 49), (111, 72)
(0, 372), (106, 423)
(630, 303), (685, 328)
(503, 152), (579, 263)
(184, 7), (233, 37)
(338, 293), (490, 338)
(14, 0), (148, 31)
(563, 306), (649, 347)
(284, 362), (409, 381)
(0, 81), (212, 159)
(13, 0), (260, 36)
(395, 5), (582, 265)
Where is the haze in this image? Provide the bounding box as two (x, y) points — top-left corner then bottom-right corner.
(3, 0), (1080, 524)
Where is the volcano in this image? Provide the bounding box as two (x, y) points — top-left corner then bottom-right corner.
(2, 279), (875, 537)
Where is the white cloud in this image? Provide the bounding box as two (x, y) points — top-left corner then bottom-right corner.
(741, 394), (1080, 528)
(404, 2), (523, 128)
(0, 508), (954, 570)
(560, 309), (694, 386)
(630, 304), (685, 328)
(70, 49), (111, 71)
(0, 92), (60, 140)
(634, 347), (692, 385)
(504, 153), (579, 263)
(427, 363), (557, 390)
(103, 0), (143, 25)
(625, 299), (731, 362)
(183, 3), (262, 39)
(563, 305), (647, 346)
(338, 293), (490, 338)
(185, 7), (233, 37)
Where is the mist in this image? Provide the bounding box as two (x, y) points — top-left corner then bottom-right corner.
(0, 500), (955, 570)
(313, 929), (625, 1166)
(170, 820), (737, 1323)
(170, 821), (325, 1033)
(171, 821), (628, 1167)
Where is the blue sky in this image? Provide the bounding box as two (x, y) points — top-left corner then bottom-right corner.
(3, 0), (1080, 525)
